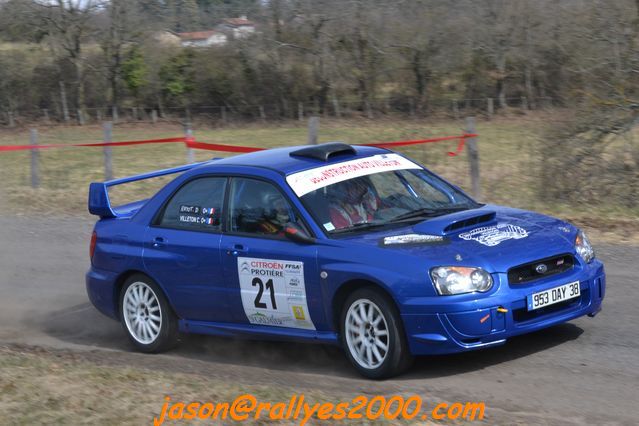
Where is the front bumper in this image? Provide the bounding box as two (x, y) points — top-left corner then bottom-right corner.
(401, 259), (605, 355)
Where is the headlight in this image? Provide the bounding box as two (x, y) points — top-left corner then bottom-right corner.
(575, 230), (595, 263)
(430, 266), (493, 295)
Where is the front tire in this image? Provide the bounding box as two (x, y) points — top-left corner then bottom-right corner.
(119, 274), (178, 353)
(340, 287), (413, 379)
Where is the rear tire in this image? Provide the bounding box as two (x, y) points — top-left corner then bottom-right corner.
(119, 274), (178, 353)
(340, 287), (413, 379)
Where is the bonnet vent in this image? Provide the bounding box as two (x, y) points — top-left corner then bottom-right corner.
(443, 212), (496, 233)
(290, 142), (356, 161)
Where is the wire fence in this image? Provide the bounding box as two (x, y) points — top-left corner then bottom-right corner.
(0, 96), (557, 128)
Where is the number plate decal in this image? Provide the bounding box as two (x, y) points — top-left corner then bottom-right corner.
(238, 257), (315, 330)
(526, 281), (581, 311)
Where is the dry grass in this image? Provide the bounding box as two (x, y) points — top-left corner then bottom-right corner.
(0, 112), (637, 242)
(0, 345), (435, 425)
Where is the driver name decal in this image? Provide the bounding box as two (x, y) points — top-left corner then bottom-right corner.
(238, 257), (315, 330)
(459, 224), (529, 247)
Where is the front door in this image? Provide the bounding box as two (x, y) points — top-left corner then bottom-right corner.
(220, 177), (327, 330)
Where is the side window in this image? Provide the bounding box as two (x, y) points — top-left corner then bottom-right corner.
(229, 178), (308, 238)
(159, 177), (227, 231)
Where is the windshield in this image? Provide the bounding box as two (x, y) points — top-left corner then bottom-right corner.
(298, 167), (479, 235)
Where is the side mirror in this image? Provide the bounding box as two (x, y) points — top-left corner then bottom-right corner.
(284, 223), (315, 244)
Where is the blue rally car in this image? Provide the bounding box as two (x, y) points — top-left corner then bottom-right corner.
(87, 143), (605, 379)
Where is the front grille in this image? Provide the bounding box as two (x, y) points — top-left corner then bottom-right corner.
(508, 253), (574, 284)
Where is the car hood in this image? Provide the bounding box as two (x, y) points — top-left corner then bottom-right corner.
(338, 205), (578, 273)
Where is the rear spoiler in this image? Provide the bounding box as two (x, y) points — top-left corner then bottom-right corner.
(88, 161), (208, 218)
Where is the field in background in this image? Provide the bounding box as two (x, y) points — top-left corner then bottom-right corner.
(0, 110), (637, 242)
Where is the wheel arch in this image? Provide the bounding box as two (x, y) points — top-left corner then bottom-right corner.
(112, 269), (177, 319)
(330, 278), (400, 332)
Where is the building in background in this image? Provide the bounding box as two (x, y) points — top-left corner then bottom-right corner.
(150, 30), (181, 47)
(178, 30), (227, 47)
(217, 16), (256, 40)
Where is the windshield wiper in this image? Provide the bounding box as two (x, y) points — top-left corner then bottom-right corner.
(330, 221), (389, 234)
(390, 205), (473, 222)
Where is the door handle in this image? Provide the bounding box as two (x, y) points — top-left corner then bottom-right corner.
(152, 237), (166, 248)
(226, 244), (248, 256)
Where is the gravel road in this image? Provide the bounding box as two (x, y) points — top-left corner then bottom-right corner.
(1, 215), (637, 425)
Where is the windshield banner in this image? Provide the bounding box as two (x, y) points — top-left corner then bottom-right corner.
(286, 153), (421, 196)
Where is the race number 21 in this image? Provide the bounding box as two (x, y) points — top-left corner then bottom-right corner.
(252, 277), (276, 310)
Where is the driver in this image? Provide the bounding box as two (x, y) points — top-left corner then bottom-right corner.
(259, 194), (292, 235)
(328, 178), (379, 229)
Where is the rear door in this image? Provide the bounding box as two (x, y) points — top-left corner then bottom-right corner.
(143, 176), (231, 322)
(219, 177), (327, 330)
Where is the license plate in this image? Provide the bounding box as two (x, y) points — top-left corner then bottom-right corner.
(527, 281), (580, 311)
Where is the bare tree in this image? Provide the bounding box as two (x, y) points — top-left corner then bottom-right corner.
(32, 0), (103, 114)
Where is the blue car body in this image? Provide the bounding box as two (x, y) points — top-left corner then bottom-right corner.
(86, 144), (605, 355)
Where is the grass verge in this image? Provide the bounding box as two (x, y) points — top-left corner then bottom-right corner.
(0, 111), (637, 243)
(0, 345), (441, 425)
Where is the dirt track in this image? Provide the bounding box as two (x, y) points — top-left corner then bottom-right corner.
(1, 215), (638, 425)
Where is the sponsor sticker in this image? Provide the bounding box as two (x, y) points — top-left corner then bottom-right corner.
(458, 224), (529, 247)
(323, 222), (336, 231)
(381, 234), (445, 246)
(238, 257), (315, 330)
(292, 306), (306, 321)
(286, 153), (421, 196)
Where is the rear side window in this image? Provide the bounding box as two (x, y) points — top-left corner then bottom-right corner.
(159, 177), (227, 232)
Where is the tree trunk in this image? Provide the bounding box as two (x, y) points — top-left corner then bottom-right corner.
(59, 81), (70, 123)
(412, 50), (428, 113)
(525, 66), (536, 110)
(72, 58), (86, 117)
(496, 55), (507, 109)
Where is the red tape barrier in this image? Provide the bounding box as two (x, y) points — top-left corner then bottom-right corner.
(365, 134), (477, 157)
(0, 137), (186, 152)
(0, 133), (477, 156)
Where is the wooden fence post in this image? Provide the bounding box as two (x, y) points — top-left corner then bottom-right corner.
(112, 106), (118, 124)
(308, 116), (319, 145)
(521, 96), (529, 112)
(487, 98), (494, 118)
(259, 105), (266, 122)
(59, 81), (70, 123)
(42, 109), (50, 124)
(30, 129), (39, 188)
(8, 111), (15, 128)
(298, 102), (304, 122)
(452, 100), (459, 121)
(103, 122), (113, 181)
(151, 109), (158, 124)
(185, 125), (195, 163)
(220, 106), (227, 125)
(408, 98), (416, 117)
(465, 117), (481, 199)
(77, 109), (85, 126)
(332, 95), (342, 118)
